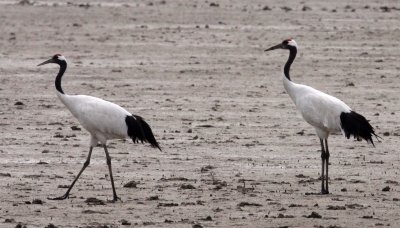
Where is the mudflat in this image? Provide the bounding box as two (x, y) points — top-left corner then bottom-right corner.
(0, 0), (399, 227)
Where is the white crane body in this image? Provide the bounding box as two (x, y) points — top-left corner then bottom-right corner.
(283, 76), (351, 138)
(57, 92), (131, 145)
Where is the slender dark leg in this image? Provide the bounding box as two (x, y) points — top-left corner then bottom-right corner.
(103, 145), (121, 202)
(319, 139), (326, 194)
(325, 139), (330, 194)
(48, 146), (93, 200)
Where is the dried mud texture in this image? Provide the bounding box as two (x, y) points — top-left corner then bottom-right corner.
(0, 0), (399, 227)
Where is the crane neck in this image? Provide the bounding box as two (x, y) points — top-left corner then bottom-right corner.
(284, 46), (297, 81)
(55, 61), (67, 94)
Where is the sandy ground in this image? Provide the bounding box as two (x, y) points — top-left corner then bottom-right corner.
(0, 0), (400, 227)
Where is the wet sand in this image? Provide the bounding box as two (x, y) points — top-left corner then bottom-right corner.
(0, 0), (399, 227)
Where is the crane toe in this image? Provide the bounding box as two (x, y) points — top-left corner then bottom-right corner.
(320, 189), (329, 195)
(48, 193), (69, 200)
(108, 195), (122, 203)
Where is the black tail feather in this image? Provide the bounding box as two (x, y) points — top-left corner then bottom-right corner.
(125, 115), (161, 151)
(340, 111), (379, 146)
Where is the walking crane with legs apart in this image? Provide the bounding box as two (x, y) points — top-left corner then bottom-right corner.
(38, 54), (161, 202)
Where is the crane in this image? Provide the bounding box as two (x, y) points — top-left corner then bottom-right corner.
(38, 54), (161, 202)
(264, 39), (379, 194)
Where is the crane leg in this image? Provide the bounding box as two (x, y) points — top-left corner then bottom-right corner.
(103, 145), (121, 202)
(319, 139), (327, 194)
(48, 146), (93, 200)
(325, 139), (330, 194)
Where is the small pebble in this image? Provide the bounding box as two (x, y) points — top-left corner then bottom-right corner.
(121, 219), (131, 225)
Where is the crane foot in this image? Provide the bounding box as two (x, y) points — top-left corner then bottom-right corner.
(108, 195), (122, 203)
(48, 193), (69, 200)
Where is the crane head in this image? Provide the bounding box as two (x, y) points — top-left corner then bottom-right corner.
(264, 39), (297, 52)
(37, 54), (67, 66)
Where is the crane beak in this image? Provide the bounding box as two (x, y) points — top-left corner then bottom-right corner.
(264, 44), (282, 52)
(37, 58), (55, 66)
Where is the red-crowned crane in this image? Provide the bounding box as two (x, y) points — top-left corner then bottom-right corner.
(264, 39), (379, 194)
(38, 54), (161, 202)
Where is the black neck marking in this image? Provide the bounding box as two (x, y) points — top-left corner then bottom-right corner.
(284, 46), (297, 81)
(55, 61), (67, 94)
